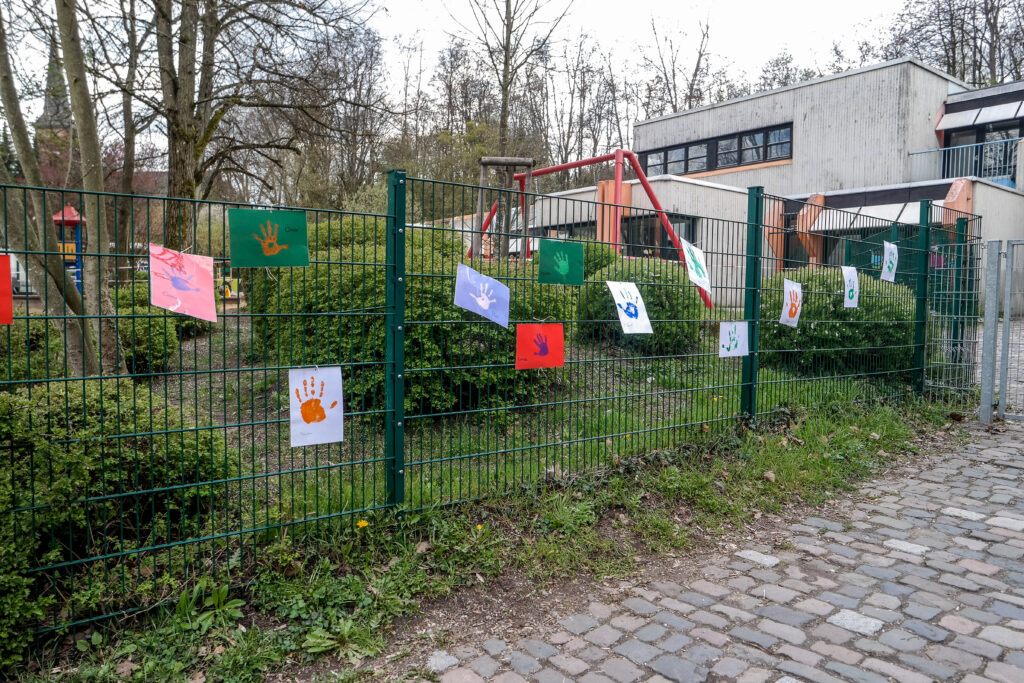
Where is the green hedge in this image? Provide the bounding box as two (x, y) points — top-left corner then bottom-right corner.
(577, 259), (704, 354)
(0, 309), (64, 384)
(0, 378), (230, 665)
(583, 242), (619, 278)
(759, 266), (916, 378)
(115, 280), (213, 340)
(252, 230), (575, 414)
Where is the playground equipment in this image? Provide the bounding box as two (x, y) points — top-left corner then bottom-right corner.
(468, 149), (712, 308)
(53, 204), (83, 292)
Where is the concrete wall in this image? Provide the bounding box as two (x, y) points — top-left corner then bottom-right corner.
(974, 181), (1024, 314)
(634, 60), (962, 196)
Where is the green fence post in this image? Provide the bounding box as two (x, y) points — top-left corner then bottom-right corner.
(844, 236), (852, 266)
(385, 170), (407, 507)
(951, 217), (968, 361)
(741, 186), (764, 417)
(914, 200), (931, 394)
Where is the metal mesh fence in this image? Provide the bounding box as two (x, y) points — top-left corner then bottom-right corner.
(0, 176), (981, 633)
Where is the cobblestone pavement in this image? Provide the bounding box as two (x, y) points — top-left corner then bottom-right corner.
(426, 422), (1024, 682)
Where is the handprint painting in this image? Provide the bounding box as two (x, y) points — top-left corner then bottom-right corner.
(228, 209), (310, 267)
(538, 239), (584, 285)
(149, 244), (217, 322)
(515, 323), (565, 369)
(606, 281), (653, 334)
(453, 263), (511, 327)
(718, 321), (749, 358)
(779, 278), (803, 328)
(289, 366), (344, 447)
(880, 241), (899, 283)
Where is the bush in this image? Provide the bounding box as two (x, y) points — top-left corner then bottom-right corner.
(758, 266), (916, 378)
(115, 280), (213, 340)
(307, 215), (387, 253)
(583, 242), (619, 278)
(116, 304), (181, 374)
(252, 229), (575, 414)
(0, 309), (65, 384)
(577, 258), (705, 354)
(0, 378), (229, 663)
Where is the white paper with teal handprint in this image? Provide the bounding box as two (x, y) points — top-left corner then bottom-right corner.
(606, 281), (653, 334)
(718, 321), (749, 358)
(880, 241), (898, 283)
(454, 263), (510, 327)
(681, 239), (711, 294)
(841, 266), (859, 308)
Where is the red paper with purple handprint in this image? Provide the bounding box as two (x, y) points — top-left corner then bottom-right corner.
(515, 323), (564, 370)
(149, 244), (217, 323)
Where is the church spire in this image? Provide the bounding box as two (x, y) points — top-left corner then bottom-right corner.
(34, 36), (71, 131)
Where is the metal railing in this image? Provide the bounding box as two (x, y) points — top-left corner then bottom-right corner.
(909, 138), (1021, 186)
(0, 177), (981, 634)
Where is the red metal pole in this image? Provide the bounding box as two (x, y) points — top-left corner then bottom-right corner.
(613, 150), (624, 253)
(623, 151), (713, 309)
(513, 153), (617, 181)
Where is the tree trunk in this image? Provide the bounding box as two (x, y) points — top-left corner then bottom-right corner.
(116, 0), (139, 283)
(56, 0), (126, 375)
(498, 0), (513, 156)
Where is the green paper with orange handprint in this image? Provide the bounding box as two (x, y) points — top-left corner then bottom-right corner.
(228, 209), (310, 267)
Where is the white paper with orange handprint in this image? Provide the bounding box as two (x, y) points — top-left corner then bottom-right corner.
(289, 366), (344, 447)
(779, 278), (803, 328)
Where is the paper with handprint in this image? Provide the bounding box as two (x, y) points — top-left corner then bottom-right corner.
(880, 241), (898, 283)
(538, 239), (584, 285)
(228, 209), (309, 267)
(149, 244), (217, 322)
(454, 263), (510, 327)
(680, 239), (711, 294)
(515, 323), (565, 369)
(718, 321), (749, 358)
(779, 278), (802, 328)
(841, 266), (859, 308)
(289, 366), (344, 447)
(606, 281), (653, 334)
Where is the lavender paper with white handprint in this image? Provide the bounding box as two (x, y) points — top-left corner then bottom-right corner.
(606, 281), (653, 334)
(454, 263), (511, 328)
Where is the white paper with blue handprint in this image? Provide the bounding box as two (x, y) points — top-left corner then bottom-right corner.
(880, 241), (898, 283)
(718, 321), (749, 358)
(454, 263), (510, 328)
(841, 266), (859, 308)
(606, 281), (653, 334)
(681, 239), (711, 294)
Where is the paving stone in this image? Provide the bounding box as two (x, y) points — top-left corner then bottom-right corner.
(576, 645), (607, 663)
(750, 584), (799, 603)
(884, 539), (930, 554)
(878, 628), (927, 651)
(903, 602), (942, 620)
(689, 628), (727, 647)
(977, 624), (1024, 648)
(631, 623), (666, 643)
(898, 652), (958, 680)
(988, 516), (1024, 531)
(657, 633), (692, 652)
(440, 668), (485, 683)
(688, 610), (729, 629)
(649, 654), (708, 682)
(860, 657), (931, 683)
(951, 634), (1004, 659)
(818, 590), (861, 609)
(469, 655), (500, 677)
(509, 651), (541, 675)
(585, 625), (623, 647)
(810, 641), (862, 665)
(683, 643), (722, 667)
(690, 580), (730, 597)
(901, 618), (949, 642)
(823, 662), (889, 683)
(776, 660), (846, 683)
(736, 549), (780, 566)
(711, 657), (748, 678)
(728, 626), (778, 649)
(985, 661), (1024, 683)
(757, 604), (816, 626)
(518, 638), (558, 659)
(484, 638), (509, 655)
(599, 656), (642, 683)
(427, 650), (460, 673)
(611, 639), (661, 665)
(758, 618), (806, 644)
(652, 611), (693, 631)
(589, 602), (614, 619)
(492, 674), (529, 683)
(609, 615), (646, 632)
(776, 644), (820, 666)
(561, 614), (599, 635)
(674, 592), (714, 608)
(827, 609), (884, 635)
(621, 598), (659, 616)
(534, 669), (573, 683)
(925, 643), (983, 671)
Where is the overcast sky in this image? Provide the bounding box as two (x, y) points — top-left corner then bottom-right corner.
(370, 0), (903, 86)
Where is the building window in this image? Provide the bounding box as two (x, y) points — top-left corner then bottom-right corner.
(643, 123), (792, 176)
(687, 143), (708, 172)
(647, 151), (665, 175)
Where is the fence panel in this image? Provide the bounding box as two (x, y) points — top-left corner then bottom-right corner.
(0, 184), (392, 633)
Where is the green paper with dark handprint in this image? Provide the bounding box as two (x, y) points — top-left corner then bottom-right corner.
(538, 239), (584, 285)
(228, 209), (309, 267)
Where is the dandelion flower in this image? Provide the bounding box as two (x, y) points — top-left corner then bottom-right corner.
(356, 519), (369, 528)
(476, 524), (483, 530)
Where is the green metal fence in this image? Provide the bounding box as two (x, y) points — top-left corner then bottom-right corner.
(0, 175), (980, 634)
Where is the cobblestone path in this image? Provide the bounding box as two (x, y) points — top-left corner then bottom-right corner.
(428, 422), (1024, 682)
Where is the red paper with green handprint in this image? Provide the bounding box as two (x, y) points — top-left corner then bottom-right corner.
(515, 323), (565, 369)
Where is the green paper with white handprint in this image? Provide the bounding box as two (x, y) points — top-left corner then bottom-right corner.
(538, 239), (584, 285)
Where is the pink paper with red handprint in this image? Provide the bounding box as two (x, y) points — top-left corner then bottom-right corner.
(149, 244), (217, 322)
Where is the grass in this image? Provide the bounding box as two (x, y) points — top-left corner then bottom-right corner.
(12, 389), (959, 682)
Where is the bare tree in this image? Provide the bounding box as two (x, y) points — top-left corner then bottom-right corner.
(464, 0), (570, 156)
(642, 20), (712, 116)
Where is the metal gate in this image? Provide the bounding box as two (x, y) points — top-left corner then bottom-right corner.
(998, 241), (1024, 419)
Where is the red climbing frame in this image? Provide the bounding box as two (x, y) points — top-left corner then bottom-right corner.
(467, 149), (712, 309)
